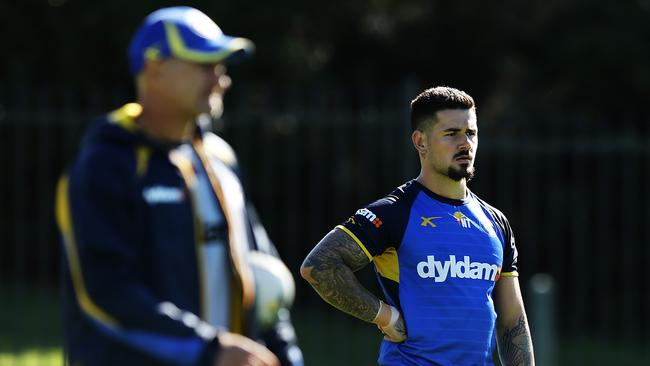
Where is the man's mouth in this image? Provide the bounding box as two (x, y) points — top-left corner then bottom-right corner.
(454, 153), (472, 163)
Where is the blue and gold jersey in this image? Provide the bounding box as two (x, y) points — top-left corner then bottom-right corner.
(339, 180), (518, 366)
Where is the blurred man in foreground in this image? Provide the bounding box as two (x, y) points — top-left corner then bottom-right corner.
(301, 86), (534, 365)
(56, 6), (302, 366)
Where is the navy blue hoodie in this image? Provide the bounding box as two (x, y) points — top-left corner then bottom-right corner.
(56, 103), (302, 366)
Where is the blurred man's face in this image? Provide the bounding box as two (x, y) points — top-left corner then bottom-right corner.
(423, 108), (478, 181)
(157, 59), (230, 118)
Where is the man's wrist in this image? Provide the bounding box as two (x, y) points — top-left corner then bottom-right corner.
(372, 300), (397, 327)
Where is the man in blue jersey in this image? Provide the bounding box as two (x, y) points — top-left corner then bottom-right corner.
(301, 86), (534, 365)
(56, 7), (303, 366)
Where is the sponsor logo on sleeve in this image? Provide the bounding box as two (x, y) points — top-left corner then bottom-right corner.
(416, 255), (500, 283)
(356, 208), (383, 228)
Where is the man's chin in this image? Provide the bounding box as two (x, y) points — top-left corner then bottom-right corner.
(447, 166), (475, 182)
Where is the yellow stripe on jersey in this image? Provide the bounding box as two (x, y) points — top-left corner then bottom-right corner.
(108, 103), (142, 132)
(135, 145), (152, 177)
(374, 247), (399, 283)
(56, 176), (119, 328)
(499, 271), (519, 277)
(335, 225), (373, 262)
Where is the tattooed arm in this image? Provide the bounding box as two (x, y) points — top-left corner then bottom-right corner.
(300, 228), (379, 321)
(494, 276), (535, 366)
(300, 229), (405, 340)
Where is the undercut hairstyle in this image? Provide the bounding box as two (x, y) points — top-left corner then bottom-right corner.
(410, 86), (475, 132)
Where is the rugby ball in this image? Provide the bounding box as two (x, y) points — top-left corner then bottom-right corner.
(248, 251), (296, 329)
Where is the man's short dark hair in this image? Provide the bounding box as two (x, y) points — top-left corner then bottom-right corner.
(410, 86), (475, 132)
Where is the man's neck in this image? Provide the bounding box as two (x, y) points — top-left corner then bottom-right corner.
(136, 100), (195, 144)
(416, 170), (467, 200)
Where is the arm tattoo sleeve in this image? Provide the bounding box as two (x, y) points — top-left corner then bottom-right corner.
(301, 229), (378, 322)
(497, 314), (535, 366)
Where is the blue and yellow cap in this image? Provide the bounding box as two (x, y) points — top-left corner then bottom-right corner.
(128, 6), (254, 75)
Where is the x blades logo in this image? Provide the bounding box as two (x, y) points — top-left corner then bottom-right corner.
(420, 216), (441, 228)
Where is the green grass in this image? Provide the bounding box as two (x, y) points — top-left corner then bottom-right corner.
(0, 286), (63, 366)
(294, 307), (380, 366)
(1, 287), (649, 366)
(0, 287), (62, 353)
(0, 348), (62, 366)
(559, 338), (650, 366)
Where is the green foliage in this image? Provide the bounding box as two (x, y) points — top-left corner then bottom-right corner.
(2, 0), (650, 119)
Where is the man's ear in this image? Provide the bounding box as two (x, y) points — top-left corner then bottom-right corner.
(136, 59), (166, 94)
(412, 129), (428, 155)
(142, 58), (164, 79)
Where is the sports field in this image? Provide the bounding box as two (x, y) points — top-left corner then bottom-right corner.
(1, 289), (648, 366)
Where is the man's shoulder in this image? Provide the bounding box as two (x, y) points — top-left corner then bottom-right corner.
(77, 138), (137, 171)
(469, 191), (507, 218)
(340, 181), (419, 251)
(74, 105), (154, 170)
(372, 180), (420, 206)
(71, 125), (143, 185)
(363, 180), (421, 218)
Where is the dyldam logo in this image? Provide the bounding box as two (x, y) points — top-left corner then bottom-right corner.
(416, 255), (499, 283)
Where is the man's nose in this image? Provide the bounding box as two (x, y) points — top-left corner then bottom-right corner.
(458, 135), (471, 150)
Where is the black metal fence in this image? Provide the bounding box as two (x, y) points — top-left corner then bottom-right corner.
(1, 80), (649, 360)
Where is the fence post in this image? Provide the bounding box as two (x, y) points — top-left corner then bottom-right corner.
(529, 273), (557, 366)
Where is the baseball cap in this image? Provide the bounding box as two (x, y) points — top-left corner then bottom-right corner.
(128, 6), (254, 75)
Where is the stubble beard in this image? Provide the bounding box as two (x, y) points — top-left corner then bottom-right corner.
(447, 164), (475, 182)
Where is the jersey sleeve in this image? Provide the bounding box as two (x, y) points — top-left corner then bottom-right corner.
(492, 210), (519, 275)
(474, 194), (519, 276)
(338, 193), (409, 260)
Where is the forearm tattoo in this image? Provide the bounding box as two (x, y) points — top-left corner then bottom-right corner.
(302, 229), (378, 322)
(497, 315), (534, 366)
